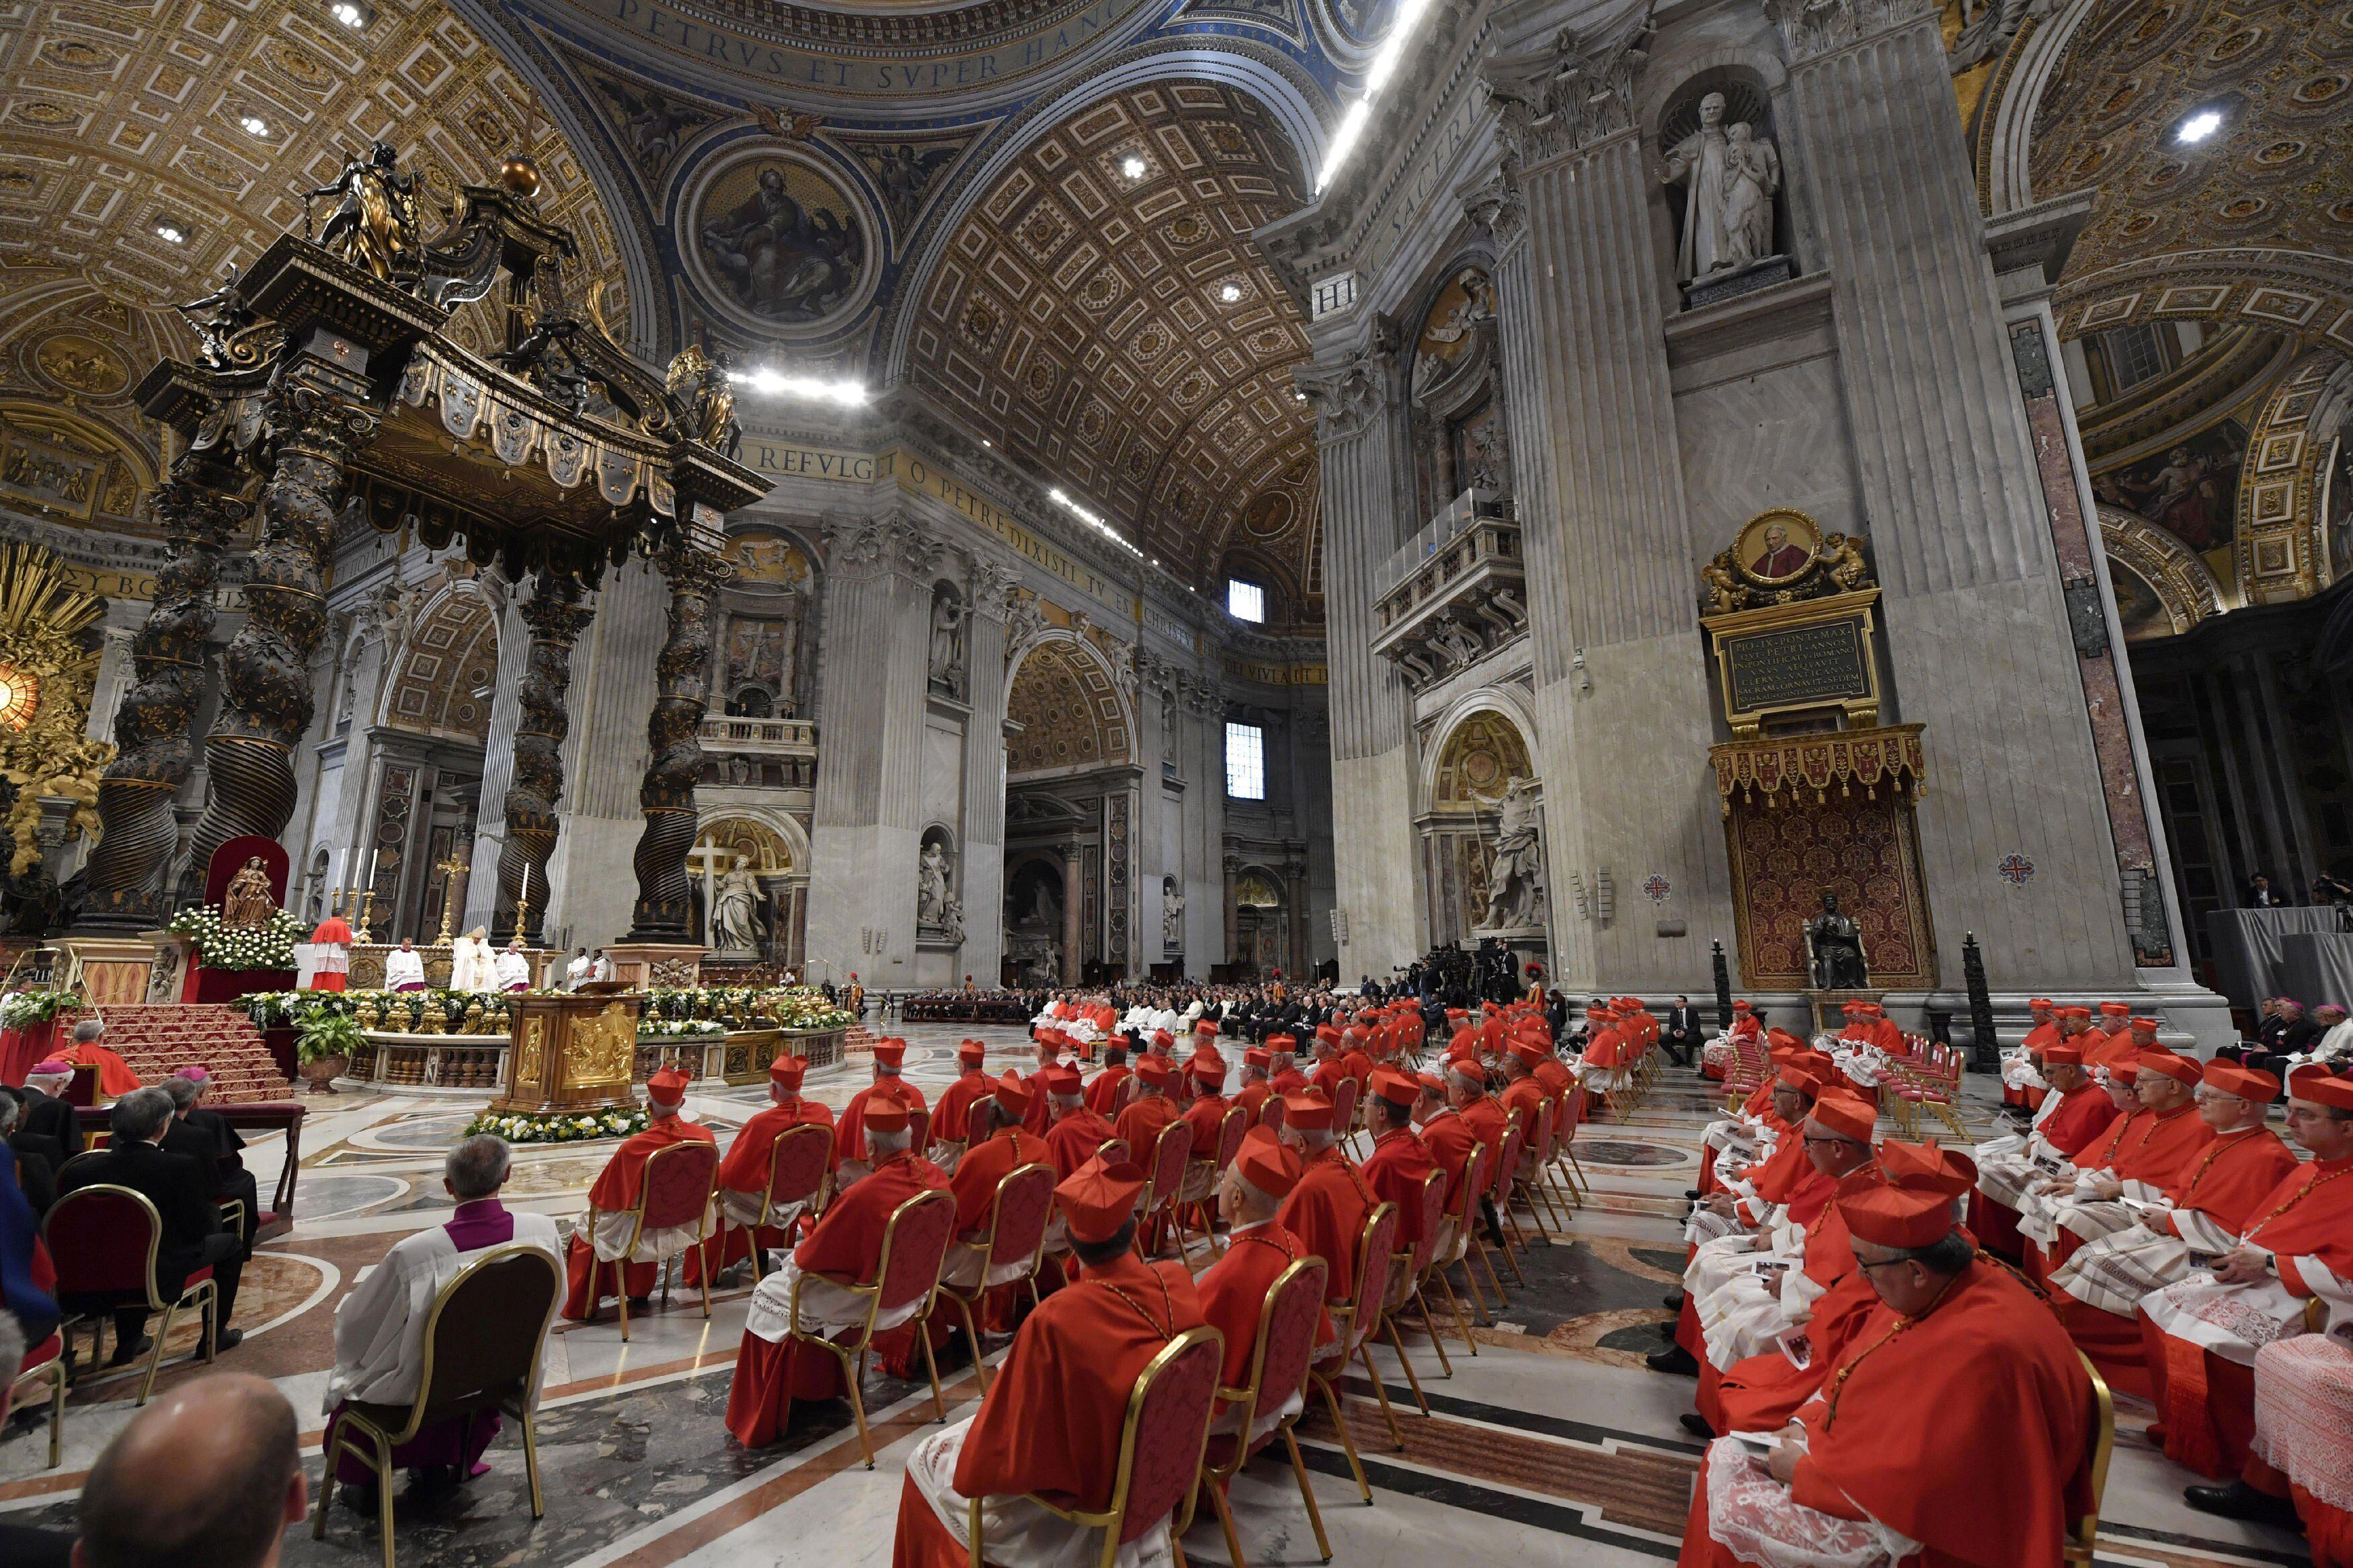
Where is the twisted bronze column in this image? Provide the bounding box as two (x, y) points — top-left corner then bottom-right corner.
(178, 376), (378, 903)
(493, 576), (592, 944)
(624, 539), (730, 941)
(71, 458), (247, 930)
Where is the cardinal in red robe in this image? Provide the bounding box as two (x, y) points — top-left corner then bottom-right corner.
(1082, 1043), (1131, 1118)
(58, 1021), (141, 1098)
(2141, 1065), (2353, 1524)
(1360, 1068), (1436, 1255)
(1232, 1046), (1275, 1127)
(725, 1097), (949, 1446)
(1678, 1182), (2093, 1568)
(836, 1038), (926, 1169)
(1041, 1065), (1116, 1179)
(927, 1040), (992, 1171)
(1197, 1129), (1322, 1402)
(563, 1069), (717, 1320)
(683, 1055), (834, 1288)
(1274, 1092), (1375, 1318)
(890, 1154), (1205, 1568)
(1111, 1057), (1181, 1166)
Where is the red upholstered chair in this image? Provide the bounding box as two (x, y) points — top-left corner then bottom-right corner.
(1139, 1122), (1199, 1262)
(46, 1185), (218, 1404)
(1485, 1124), (1531, 1284)
(595, 1140), (720, 1342)
(732, 1122), (835, 1284)
(1328, 1077), (1361, 1159)
(63, 1065), (98, 1108)
(908, 1106), (931, 1153)
(1191, 1106), (1250, 1252)
(1548, 1089), (1589, 1208)
(1302, 1201), (1399, 1499)
(941, 1161), (1055, 1392)
(1445, 1141), (1504, 1324)
(967, 1327), (1224, 1568)
(1198, 1257), (1331, 1568)
(788, 1187), (957, 1465)
(1257, 1096), (1285, 1138)
(1514, 1101), (1566, 1234)
(9, 1331), (67, 1468)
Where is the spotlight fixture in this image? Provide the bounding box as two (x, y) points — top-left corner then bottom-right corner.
(1219, 283), (1242, 303)
(239, 114), (271, 138)
(155, 220), (187, 244)
(1120, 155), (1148, 180)
(1048, 487), (1143, 556)
(2175, 108), (2223, 145)
(329, 0), (373, 25)
(727, 368), (869, 406)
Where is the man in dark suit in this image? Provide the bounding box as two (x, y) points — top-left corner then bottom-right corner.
(161, 1072), (261, 1254)
(1663, 995), (1699, 1069)
(58, 1088), (243, 1360)
(0, 1096), (56, 1218)
(17, 1062), (81, 1162)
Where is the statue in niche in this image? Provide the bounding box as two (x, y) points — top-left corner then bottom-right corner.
(222, 857), (279, 929)
(1162, 880), (1185, 950)
(1478, 777), (1544, 930)
(1661, 92), (1781, 283)
(918, 839), (953, 927)
(712, 854), (766, 955)
(929, 594), (966, 694)
(1805, 890), (1870, 990)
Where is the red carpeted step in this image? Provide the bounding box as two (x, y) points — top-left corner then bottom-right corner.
(52, 1005), (294, 1104)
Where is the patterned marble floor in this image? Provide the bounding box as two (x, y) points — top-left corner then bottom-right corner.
(0, 1024), (2313, 1567)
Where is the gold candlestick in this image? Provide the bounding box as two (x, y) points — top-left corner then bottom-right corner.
(432, 852), (469, 946)
(354, 890), (376, 945)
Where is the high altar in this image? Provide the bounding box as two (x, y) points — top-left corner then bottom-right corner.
(1702, 509), (1938, 995)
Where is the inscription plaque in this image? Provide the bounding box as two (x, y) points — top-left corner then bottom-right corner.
(1720, 616), (1872, 715)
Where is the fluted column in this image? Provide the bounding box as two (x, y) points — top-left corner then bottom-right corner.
(960, 561), (1020, 983)
(179, 369), (379, 903)
(1300, 339), (1422, 972)
(1769, 0), (2141, 987)
(73, 456), (245, 930)
(492, 577), (592, 943)
(624, 540), (731, 941)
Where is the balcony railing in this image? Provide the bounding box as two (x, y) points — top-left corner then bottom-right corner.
(1370, 495), (1527, 692)
(699, 715), (818, 789)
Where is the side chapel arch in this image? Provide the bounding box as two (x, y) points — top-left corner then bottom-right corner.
(1418, 700), (1540, 947)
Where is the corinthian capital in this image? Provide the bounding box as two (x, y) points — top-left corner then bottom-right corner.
(1480, 18), (1650, 168)
(1462, 162), (1528, 250)
(1294, 347), (1388, 444)
(1765, 0), (1940, 61)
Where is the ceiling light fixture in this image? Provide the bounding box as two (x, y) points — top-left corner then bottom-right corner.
(155, 220), (186, 244)
(1120, 155), (1148, 179)
(1048, 486), (1143, 556)
(1316, 0), (1441, 193)
(1219, 283), (1242, 302)
(2175, 108), (2224, 145)
(329, 0), (373, 26)
(239, 114), (270, 137)
(729, 368), (868, 406)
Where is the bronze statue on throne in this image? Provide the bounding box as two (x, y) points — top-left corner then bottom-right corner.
(1804, 890), (1869, 990)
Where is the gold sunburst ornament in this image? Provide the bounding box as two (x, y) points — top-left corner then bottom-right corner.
(0, 664), (32, 731)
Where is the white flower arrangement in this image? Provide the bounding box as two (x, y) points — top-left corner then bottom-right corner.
(168, 903), (312, 971)
(464, 1104), (650, 1144)
(0, 990), (78, 1029)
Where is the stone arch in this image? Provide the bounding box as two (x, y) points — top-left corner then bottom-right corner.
(1006, 632), (1134, 775)
(693, 807), (809, 877)
(2098, 502), (2223, 638)
(2235, 349), (2353, 602)
(1419, 692), (1540, 816)
(376, 585), (500, 741)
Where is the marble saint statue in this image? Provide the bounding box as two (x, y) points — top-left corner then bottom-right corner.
(1162, 884), (1185, 950)
(1480, 777), (1544, 930)
(223, 858), (278, 929)
(713, 855), (765, 955)
(1661, 92), (1780, 283)
(918, 841), (953, 927)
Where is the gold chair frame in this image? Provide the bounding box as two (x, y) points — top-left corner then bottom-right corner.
(584, 1139), (720, 1342)
(312, 1242), (564, 1568)
(967, 1325), (1224, 1568)
(2066, 1351), (2116, 1566)
(8, 1339), (67, 1468)
(1304, 1199), (1398, 1498)
(1188, 1104), (1250, 1255)
(46, 1184), (218, 1405)
(1198, 1257), (1332, 1567)
(789, 1186), (957, 1467)
(941, 1161), (1056, 1394)
(734, 1122), (836, 1285)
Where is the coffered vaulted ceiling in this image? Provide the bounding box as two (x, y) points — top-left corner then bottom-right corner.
(0, 0), (632, 533)
(904, 81), (1318, 595)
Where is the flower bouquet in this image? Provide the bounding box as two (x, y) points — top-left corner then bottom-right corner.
(167, 903), (310, 972)
(0, 989), (79, 1030)
(760, 985), (856, 1031)
(463, 1106), (650, 1145)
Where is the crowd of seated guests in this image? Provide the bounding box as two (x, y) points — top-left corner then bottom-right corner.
(2214, 996), (2353, 1088)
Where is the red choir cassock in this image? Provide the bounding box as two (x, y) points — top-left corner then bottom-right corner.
(1083, 1061), (1131, 1119)
(1679, 1184), (2092, 1568)
(562, 1102), (717, 1319)
(683, 1057), (834, 1286)
(59, 1035), (141, 1098)
(930, 1044), (993, 1145)
(890, 1156), (1205, 1568)
(1273, 1095), (1375, 1308)
(837, 1040), (927, 1165)
(2143, 1087), (2353, 1485)
(1111, 1059), (1182, 1159)
(1042, 1067), (1118, 1178)
(1197, 1132), (1322, 1395)
(2032, 1053), (2213, 1283)
(724, 1132), (950, 1446)
(1359, 1071), (1436, 1249)
(951, 1094), (1053, 1233)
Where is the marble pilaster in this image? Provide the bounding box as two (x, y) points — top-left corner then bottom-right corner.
(958, 561), (1019, 984)
(543, 559), (665, 950)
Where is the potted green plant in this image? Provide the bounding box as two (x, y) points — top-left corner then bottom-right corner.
(295, 1012), (368, 1095)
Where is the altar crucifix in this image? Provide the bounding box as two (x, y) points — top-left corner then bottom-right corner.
(432, 851), (470, 945)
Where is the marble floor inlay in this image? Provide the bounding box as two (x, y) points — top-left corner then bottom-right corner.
(0, 1021), (2314, 1567)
